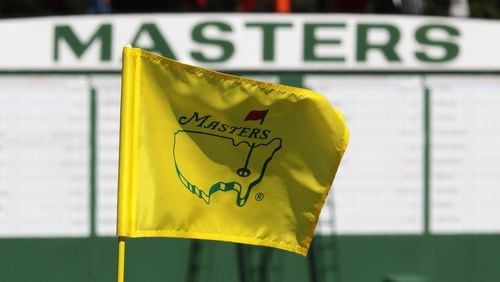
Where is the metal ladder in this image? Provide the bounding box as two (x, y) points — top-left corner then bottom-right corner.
(187, 241), (284, 282)
(236, 244), (284, 282)
(186, 193), (341, 282)
(308, 192), (342, 282)
(186, 240), (215, 282)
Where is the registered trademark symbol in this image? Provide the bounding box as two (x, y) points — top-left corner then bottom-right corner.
(255, 193), (264, 201)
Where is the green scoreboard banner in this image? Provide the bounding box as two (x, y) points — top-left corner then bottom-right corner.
(0, 13), (499, 71)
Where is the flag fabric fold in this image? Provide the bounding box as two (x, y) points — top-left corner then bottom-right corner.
(117, 47), (349, 256)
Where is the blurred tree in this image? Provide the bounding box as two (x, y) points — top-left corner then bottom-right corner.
(111, 0), (177, 12)
(254, 0), (275, 12)
(291, 0), (315, 12)
(469, 0), (500, 18)
(112, 0), (238, 12)
(204, 0), (238, 11)
(372, 0), (401, 13)
(332, 0), (370, 13)
(50, 0), (89, 14)
(424, 0), (451, 15)
(0, 0), (89, 18)
(0, 0), (46, 18)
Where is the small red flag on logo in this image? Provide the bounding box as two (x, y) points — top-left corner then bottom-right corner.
(244, 110), (268, 124)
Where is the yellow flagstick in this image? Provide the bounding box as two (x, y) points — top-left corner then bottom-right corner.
(117, 237), (126, 282)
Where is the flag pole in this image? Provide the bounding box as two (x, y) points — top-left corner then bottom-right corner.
(117, 236), (126, 282)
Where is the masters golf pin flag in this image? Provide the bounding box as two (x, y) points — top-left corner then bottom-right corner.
(117, 47), (349, 256)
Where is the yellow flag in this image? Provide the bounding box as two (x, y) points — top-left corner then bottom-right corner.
(117, 47), (348, 256)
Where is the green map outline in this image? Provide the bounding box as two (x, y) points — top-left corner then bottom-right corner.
(173, 130), (282, 207)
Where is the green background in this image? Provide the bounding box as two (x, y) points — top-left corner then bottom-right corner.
(1, 235), (499, 282)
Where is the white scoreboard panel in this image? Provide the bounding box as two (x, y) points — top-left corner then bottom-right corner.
(91, 76), (122, 236)
(428, 76), (500, 233)
(2, 74), (500, 238)
(305, 76), (424, 235)
(0, 76), (90, 237)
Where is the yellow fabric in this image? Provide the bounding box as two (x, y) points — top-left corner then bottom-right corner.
(117, 47), (349, 256)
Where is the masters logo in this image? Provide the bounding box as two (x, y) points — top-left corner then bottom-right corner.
(173, 110), (282, 207)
